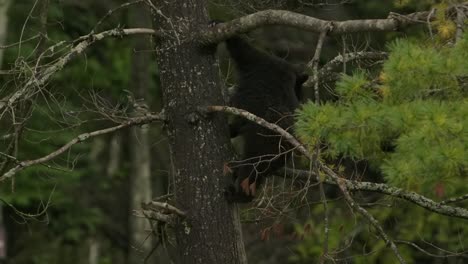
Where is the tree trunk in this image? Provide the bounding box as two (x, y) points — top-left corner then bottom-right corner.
(128, 3), (153, 263)
(88, 237), (100, 264)
(150, 1), (247, 263)
(0, 0), (10, 66)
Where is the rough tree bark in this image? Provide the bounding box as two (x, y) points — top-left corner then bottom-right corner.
(128, 3), (153, 263)
(150, 1), (247, 263)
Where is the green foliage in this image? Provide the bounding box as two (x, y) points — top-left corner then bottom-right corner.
(289, 205), (360, 263)
(381, 38), (467, 102)
(1, 2), (137, 263)
(336, 71), (376, 102)
(382, 100), (466, 191)
(297, 34), (468, 197)
(290, 196), (468, 263)
(295, 29), (468, 262)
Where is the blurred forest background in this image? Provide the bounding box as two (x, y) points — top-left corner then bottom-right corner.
(0, 0), (467, 263)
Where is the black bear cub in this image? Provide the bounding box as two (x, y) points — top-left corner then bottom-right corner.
(224, 35), (308, 202)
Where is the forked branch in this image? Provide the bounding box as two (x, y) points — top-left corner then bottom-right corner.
(0, 28), (158, 114)
(0, 113), (164, 181)
(200, 4), (468, 45)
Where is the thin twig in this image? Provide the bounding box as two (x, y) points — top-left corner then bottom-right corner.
(0, 113), (164, 181)
(304, 51), (387, 88)
(395, 240), (468, 258)
(308, 29), (329, 104)
(0, 34), (40, 49)
(440, 194), (468, 205)
(91, 0), (146, 33)
(0, 28), (159, 115)
(307, 28), (331, 263)
(337, 178), (406, 264)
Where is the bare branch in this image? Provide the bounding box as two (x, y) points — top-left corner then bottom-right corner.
(147, 201), (186, 217)
(395, 240), (468, 258)
(321, 51), (387, 72)
(92, 0), (146, 33)
(306, 29), (330, 262)
(337, 178), (406, 264)
(200, 5), (468, 45)
(285, 168), (468, 220)
(137, 200), (186, 226)
(0, 34), (40, 49)
(1, 0), (51, 179)
(207, 105), (309, 157)
(308, 29), (328, 104)
(0, 113), (164, 181)
(0, 28), (159, 114)
(137, 209), (175, 223)
(440, 194), (468, 205)
(304, 51), (388, 88)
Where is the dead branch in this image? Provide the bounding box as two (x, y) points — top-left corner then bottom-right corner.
(337, 178), (406, 264)
(138, 201), (186, 225)
(395, 239), (468, 258)
(0, 34), (40, 49)
(309, 29), (328, 104)
(207, 105), (309, 156)
(0, 113), (164, 181)
(323, 51), (388, 70)
(148, 201), (186, 217)
(92, 0), (146, 33)
(136, 209), (175, 223)
(304, 51), (387, 88)
(306, 28), (330, 263)
(284, 168), (468, 220)
(199, 4), (468, 45)
(440, 194), (468, 205)
(0, 28), (159, 115)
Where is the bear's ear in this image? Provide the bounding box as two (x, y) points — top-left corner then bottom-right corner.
(296, 73), (309, 86)
(295, 73), (308, 102)
(291, 63), (309, 86)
